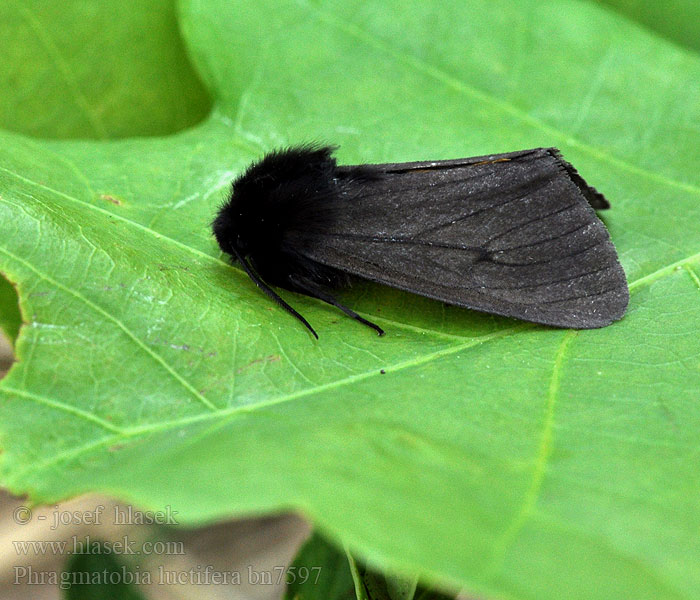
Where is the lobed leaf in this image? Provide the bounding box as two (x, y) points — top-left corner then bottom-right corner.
(1, 1), (699, 599)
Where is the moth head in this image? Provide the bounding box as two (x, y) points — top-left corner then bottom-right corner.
(213, 145), (339, 262)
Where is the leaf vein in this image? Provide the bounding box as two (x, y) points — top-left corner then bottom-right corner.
(683, 264), (700, 291)
(0, 385), (123, 433)
(0, 245), (217, 412)
(295, 0), (700, 197)
(485, 329), (577, 575)
(12, 1), (108, 138)
(10, 325), (528, 479)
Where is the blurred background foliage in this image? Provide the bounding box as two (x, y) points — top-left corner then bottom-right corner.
(0, 0), (211, 139)
(0, 0), (697, 142)
(600, 0), (700, 52)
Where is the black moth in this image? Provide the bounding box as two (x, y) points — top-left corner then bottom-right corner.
(212, 145), (628, 338)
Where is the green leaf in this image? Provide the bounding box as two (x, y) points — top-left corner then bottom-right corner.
(347, 549), (371, 600)
(0, 0), (211, 139)
(597, 0), (700, 52)
(0, 273), (21, 344)
(384, 574), (419, 600)
(284, 532), (355, 600)
(286, 534), (451, 600)
(62, 547), (147, 600)
(1, 1), (699, 600)
(362, 569), (419, 600)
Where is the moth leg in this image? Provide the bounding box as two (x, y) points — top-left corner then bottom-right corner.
(289, 275), (385, 336)
(231, 249), (319, 339)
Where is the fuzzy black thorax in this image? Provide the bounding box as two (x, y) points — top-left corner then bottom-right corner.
(213, 146), (343, 288)
(212, 145), (384, 338)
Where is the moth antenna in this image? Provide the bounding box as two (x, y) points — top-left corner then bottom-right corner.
(231, 248), (319, 339)
(290, 275), (385, 336)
